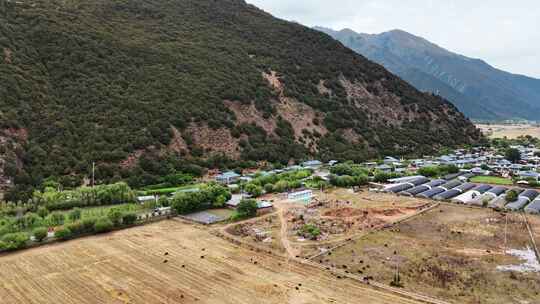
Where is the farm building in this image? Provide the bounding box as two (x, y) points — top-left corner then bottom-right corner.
(302, 160), (323, 169)
(400, 179), (446, 196)
(452, 184), (492, 204)
(384, 177), (430, 193)
(215, 171), (241, 185)
(488, 188), (523, 210)
(417, 180), (462, 198)
(182, 211), (226, 225)
(434, 183), (475, 201)
(467, 186), (507, 206)
(137, 195), (157, 204)
(525, 197), (540, 214)
(288, 190), (313, 204)
(256, 201), (274, 215)
(225, 194), (244, 208)
(505, 190), (539, 211)
(387, 175), (425, 184)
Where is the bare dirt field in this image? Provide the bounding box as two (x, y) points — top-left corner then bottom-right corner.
(477, 123), (540, 139)
(321, 204), (540, 304)
(0, 219), (425, 304)
(226, 189), (433, 260)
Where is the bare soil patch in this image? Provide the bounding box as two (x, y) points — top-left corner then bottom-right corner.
(322, 204), (540, 304)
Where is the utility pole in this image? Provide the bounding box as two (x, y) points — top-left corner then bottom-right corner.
(92, 161), (95, 187)
(504, 213), (508, 255)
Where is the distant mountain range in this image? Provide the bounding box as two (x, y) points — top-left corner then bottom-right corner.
(315, 27), (540, 121)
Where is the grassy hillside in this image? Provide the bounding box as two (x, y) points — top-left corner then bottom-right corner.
(0, 0), (480, 200)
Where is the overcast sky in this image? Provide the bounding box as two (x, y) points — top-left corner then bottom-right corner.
(248, 0), (540, 78)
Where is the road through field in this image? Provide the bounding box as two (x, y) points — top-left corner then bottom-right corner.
(0, 219), (423, 304)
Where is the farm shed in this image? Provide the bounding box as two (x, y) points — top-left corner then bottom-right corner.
(384, 177), (430, 193)
(488, 188), (523, 210)
(417, 180), (462, 198)
(434, 183), (475, 201)
(505, 190), (539, 211)
(256, 201), (274, 215)
(216, 171), (241, 185)
(524, 198), (540, 214)
(183, 211), (226, 225)
(452, 184), (492, 204)
(137, 195), (157, 204)
(467, 186), (506, 206)
(400, 179), (446, 196)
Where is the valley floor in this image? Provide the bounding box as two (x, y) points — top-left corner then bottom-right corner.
(477, 123), (540, 139)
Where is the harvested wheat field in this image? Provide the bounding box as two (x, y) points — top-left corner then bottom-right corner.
(0, 219), (424, 304)
(477, 123), (540, 139)
(321, 204), (540, 304)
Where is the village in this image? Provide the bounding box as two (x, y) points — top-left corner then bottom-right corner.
(1, 143), (540, 304)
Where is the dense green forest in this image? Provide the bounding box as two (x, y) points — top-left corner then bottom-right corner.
(0, 0), (480, 201)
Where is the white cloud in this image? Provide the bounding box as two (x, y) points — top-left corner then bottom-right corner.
(247, 0), (540, 77)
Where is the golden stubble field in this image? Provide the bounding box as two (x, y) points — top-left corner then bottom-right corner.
(476, 123), (540, 139)
(0, 219), (423, 304)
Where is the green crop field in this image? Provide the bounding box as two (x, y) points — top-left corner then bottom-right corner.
(138, 184), (203, 196)
(470, 176), (513, 185)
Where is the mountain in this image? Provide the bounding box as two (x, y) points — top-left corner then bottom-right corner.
(0, 0), (479, 199)
(315, 27), (540, 121)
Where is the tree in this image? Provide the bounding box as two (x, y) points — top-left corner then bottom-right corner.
(55, 227), (72, 240)
(244, 183), (263, 197)
(264, 183), (275, 193)
(506, 190), (518, 202)
(505, 148), (521, 163)
(32, 227), (48, 242)
(68, 208), (82, 221)
(107, 208), (124, 226)
(46, 212), (65, 226)
(122, 213), (138, 225)
(37, 206), (49, 218)
(237, 199), (258, 217)
(0, 233), (29, 251)
(418, 166), (439, 178)
(94, 217), (114, 233)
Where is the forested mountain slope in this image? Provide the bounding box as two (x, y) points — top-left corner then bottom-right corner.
(0, 0), (480, 199)
(316, 27), (540, 121)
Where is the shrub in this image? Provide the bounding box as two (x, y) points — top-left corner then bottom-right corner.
(32, 227), (48, 242)
(94, 217), (114, 233)
(66, 221), (86, 235)
(55, 227), (72, 240)
(0, 232), (29, 251)
(158, 196), (170, 207)
(122, 213), (138, 226)
(107, 208), (124, 226)
(37, 206), (49, 218)
(237, 199), (258, 218)
(81, 217), (98, 232)
(264, 183), (275, 193)
(299, 224), (320, 240)
(46, 212), (65, 226)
